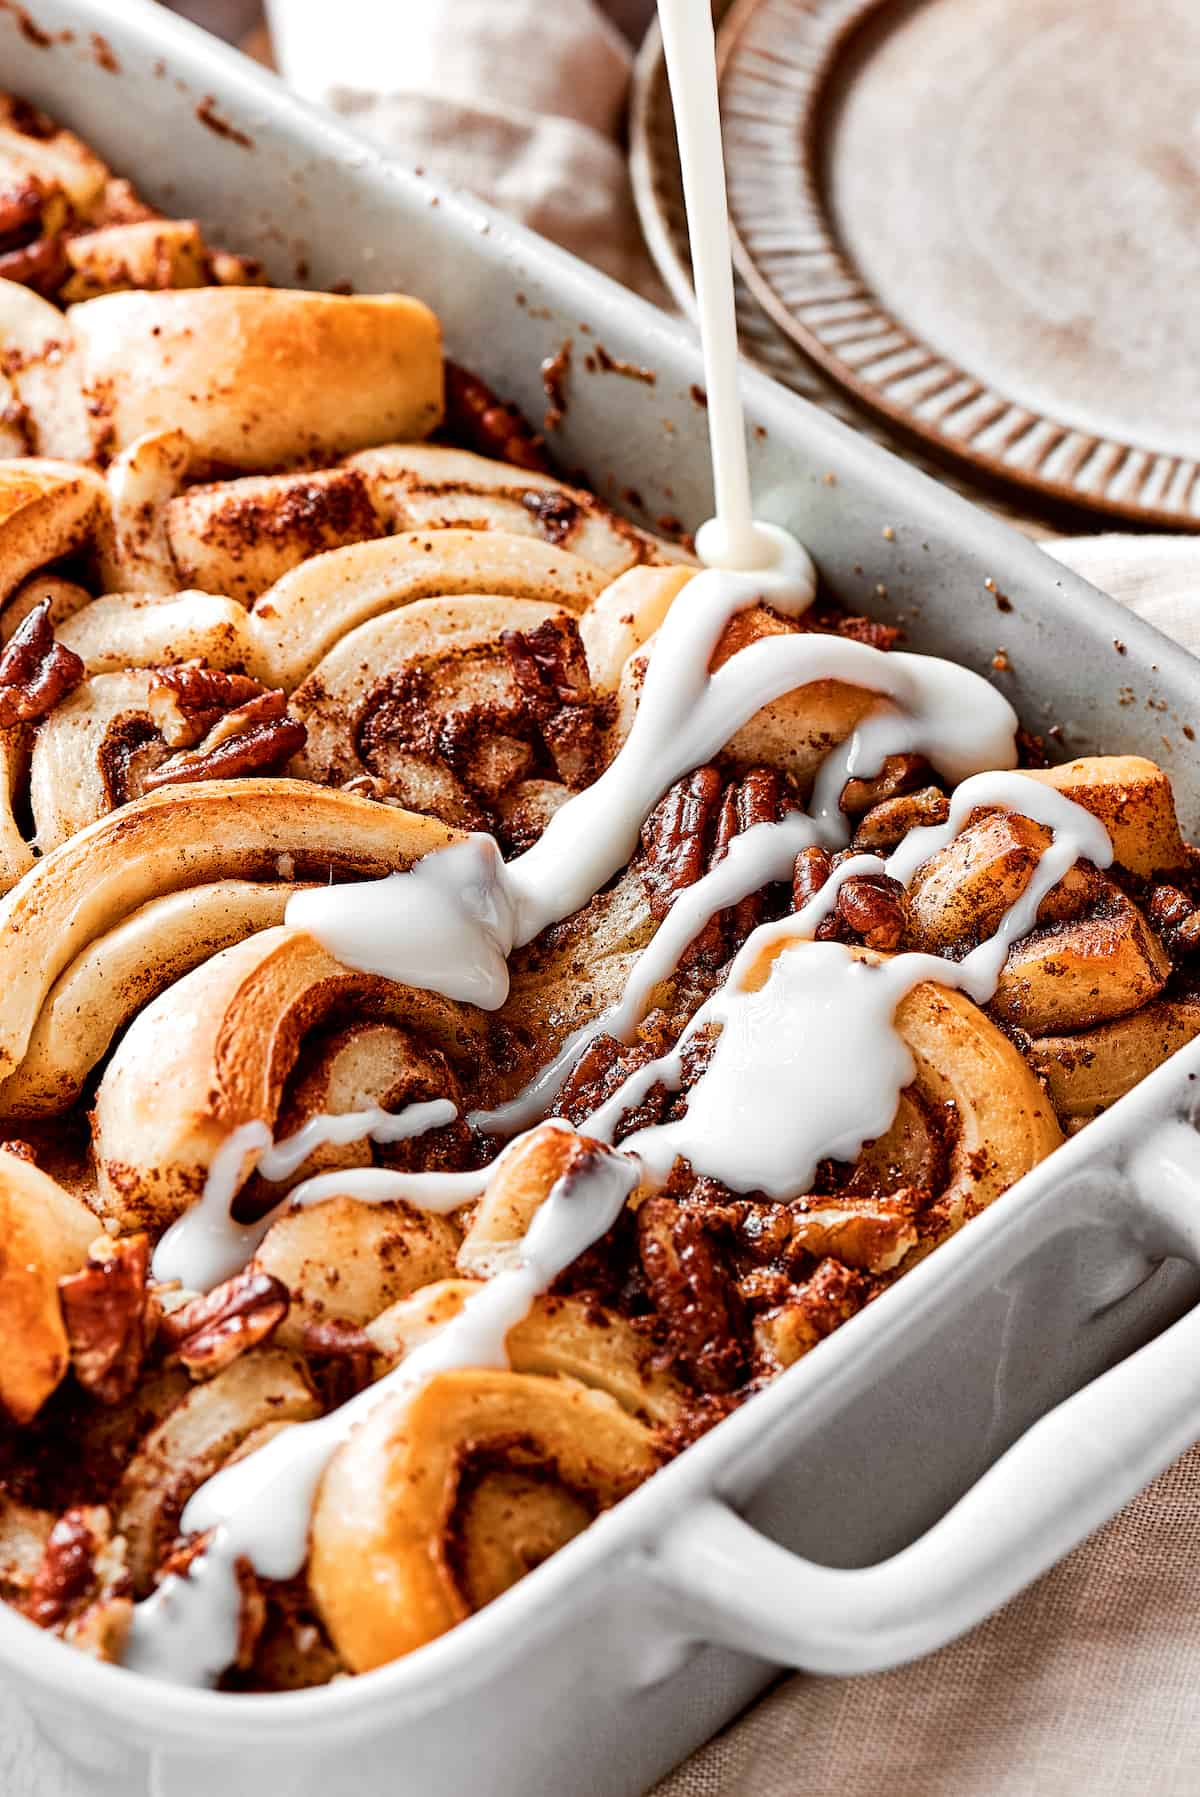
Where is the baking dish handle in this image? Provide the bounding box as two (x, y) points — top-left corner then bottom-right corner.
(652, 1120), (1200, 1675)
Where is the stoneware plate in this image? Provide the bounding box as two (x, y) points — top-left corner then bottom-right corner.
(709, 0), (1200, 528)
(629, 0), (1043, 530)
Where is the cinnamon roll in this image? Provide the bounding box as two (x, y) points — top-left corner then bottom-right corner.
(307, 1368), (658, 1669)
(0, 779), (460, 1084)
(91, 924), (483, 1232)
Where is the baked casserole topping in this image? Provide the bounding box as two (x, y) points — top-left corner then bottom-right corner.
(0, 98), (1193, 1689)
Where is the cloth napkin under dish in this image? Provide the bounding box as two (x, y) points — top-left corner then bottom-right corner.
(8, 4), (1200, 1793)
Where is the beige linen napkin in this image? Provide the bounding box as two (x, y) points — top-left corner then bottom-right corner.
(265, 0), (664, 297)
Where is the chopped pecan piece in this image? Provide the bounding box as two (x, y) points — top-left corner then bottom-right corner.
(852, 785), (950, 851)
(442, 360), (551, 472)
(557, 1032), (670, 1136)
(59, 1234), (153, 1405)
(141, 684), (307, 793)
(754, 1258), (869, 1370)
(0, 599), (85, 726)
(501, 617), (598, 788)
(0, 176), (46, 248)
(788, 1189), (921, 1272)
(156, 1532), (212, 1583)
(357, 618), (598, 829)
(24, 1508), (100, 1628)
(839, 753), (929, 817)
(736, 1266), (793, 1309)
(637, 1196), (747, 1393)
(1147, 883), (1200, 957)
(0, 230), (67, 296)
(521, 488), (580, 545)
(300, 1318), (379, 1406)
(735, 1202), (795, 1267)
(158, 1269), (289, 1377)
(25, 1505), (128, 1643)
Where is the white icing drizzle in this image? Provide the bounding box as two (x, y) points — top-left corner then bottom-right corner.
(287, 835), (516, 1009)
(286, 576), (1018, 1000)
(584, 771), (1112, 1194)
(470, 811), (821, 1135)
(283, 1162), (488, 1214)
(151, 1099), (459, 1292)
(122, 1144), (637, 1688)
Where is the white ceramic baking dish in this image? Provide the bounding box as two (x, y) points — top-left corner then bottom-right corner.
(5, 5), (1200, 1794)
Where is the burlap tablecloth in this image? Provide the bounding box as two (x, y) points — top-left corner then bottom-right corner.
(8, 5), (1200, 1790)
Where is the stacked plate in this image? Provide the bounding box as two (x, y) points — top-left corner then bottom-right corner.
(631, 0), (1200, 532)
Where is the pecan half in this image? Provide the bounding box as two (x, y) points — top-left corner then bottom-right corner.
(0, 599), (85, 726)
(637, 1196), (747, 1393)
(711, 767), (784, 943)
(59, 1234), (153, 1406)
(816, 873), (906, 952)
(158, 1269), (289, 1377)
(141, 684), (307, 793)
(792, 844), (833, 914)
(639, 766), (721, 921)
(150, 666), (275, 746)
(442, 360), (551, 472)
(640, 764), (789, 964)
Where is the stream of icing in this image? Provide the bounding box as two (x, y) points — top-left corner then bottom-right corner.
(120, 1), (1101, 1691)
(151, 1100), (460, 1293)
